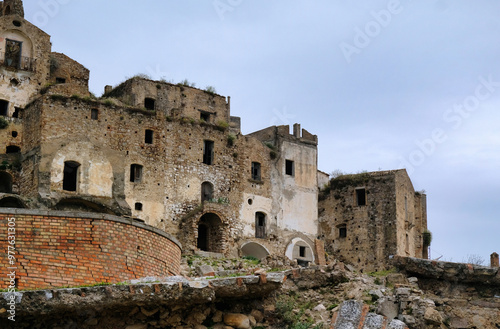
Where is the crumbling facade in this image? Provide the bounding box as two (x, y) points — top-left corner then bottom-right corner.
(0, 1), (428, 284)
(318, 170), (428, 272)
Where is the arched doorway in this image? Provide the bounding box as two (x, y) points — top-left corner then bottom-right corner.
(197, 213), (223, 253)
(0, 171), (13, 193)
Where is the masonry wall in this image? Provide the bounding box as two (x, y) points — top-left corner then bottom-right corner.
(0, 209), (182, 290)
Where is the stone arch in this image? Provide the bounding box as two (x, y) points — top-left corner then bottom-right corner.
(0, 171), (13, 193)
(0, 196), (25, 208)
(3, 29), (34, 59)
(241, 242), (270, 260)
(197, 212), (224, 253)
(54, 198), (116, 215)
(285, 237), (315, 266)
(4, 5), (11, 15)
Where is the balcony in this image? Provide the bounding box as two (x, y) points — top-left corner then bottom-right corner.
(0, 52), (35, 72)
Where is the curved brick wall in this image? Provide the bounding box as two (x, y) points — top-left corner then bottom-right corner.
(0, 209), (182, 290)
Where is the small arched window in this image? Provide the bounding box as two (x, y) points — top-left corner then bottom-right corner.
(201, 182), (214, 202)
(6, 145), (20, 154)
(63, 161), (80, 192)
(4, 5), (11, 15)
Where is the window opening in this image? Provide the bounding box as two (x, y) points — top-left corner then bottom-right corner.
(285, 160), (294, 176)
(356, 188), (366, 206)
(12, 107), (20, 118)
(11, 131), (17, 138)
(63, 161), (80, 192)
(91, 109), (98, 120)
(144, 98), (155, 110)
(255, 212), (266, 238)
(56, 77), (66, 84)
(299, 246), (306, 258)
(200, 112), (210, 122)
(6, 146), (20, 153)
(251, 162), (261, 181)
(5, 39), (22, 69)
(130, 164), (143, 183)
(145, 129), (154, 144)
(203, 140), (214, 165)
(201, 182), (214, 202)
(0, 100), (8, 116)
(339, 225), (347, 238)
(135, 202), (143, 211)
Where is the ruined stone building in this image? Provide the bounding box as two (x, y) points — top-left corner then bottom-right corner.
(0, 0), (428, 288)
(318, 170), (428, 272)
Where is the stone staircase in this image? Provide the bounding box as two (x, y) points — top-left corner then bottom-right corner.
(331, 300), (408, 329)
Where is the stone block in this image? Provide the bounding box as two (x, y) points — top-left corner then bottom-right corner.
(223, 313), (251, 329)
(376, 297), (398, 320)
(424, 307), (442, 325)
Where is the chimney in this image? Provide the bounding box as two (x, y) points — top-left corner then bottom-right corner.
(104, 85), (112, 95)
(293, 123), (301, 138)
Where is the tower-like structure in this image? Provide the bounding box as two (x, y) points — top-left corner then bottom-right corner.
(1, 0), (24, 17)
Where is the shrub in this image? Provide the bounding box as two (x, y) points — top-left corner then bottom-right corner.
(423, 230), (432, 248)
(0, 117), (8, 129)
(205, 85), (216, 95)
(227, 134), (236, 146)
(216, 120), (229, 131)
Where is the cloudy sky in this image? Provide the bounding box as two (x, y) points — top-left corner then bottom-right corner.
(25, 0), (500, 264)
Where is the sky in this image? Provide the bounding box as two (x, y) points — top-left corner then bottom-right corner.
(24, 0), (500, 264)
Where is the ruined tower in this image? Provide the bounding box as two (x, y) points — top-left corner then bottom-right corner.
(1, 0), (24, 17)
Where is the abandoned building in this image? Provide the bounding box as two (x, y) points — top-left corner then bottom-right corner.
(0, 1), (428, 289)
(318, 170), (428, 272)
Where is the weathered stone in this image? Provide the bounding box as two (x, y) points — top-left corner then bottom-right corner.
(248, 315), (256, 327)
(387, 273), (408, 286)
(212, 310), (223, 323)
(377, 297), (398, 320)
(250, 309), (264, 323)
(197, 265), (216, 277)
(424, 308), (442, 325)
(140, 307), (159, 317)
(362, 313), (385, 329)
(313, 304), (326, 312)
(449, 317), (469, 328)
(125, 325), (148, 329)
(223, 313), (250, 329)
(387, 319), (408, 329)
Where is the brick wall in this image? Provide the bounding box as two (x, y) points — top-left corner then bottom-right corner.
(0, 209), (182, 290)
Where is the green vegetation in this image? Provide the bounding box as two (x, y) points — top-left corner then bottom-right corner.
(178, 79), (196, 88)
(275, 294), (323, 328)
(227, 134), (236, 146)
(329, 171), (370, 190)
(423, 230), (432, 248)
(49, 94), (66, 102)
(367, 268), (397, 278)
(242, 255), (260, 265)
(204, 85), (217, 95)
(216, 120), (229, 131)
(0, 117), (8, 129)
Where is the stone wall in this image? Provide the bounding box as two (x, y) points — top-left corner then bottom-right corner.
(0, 209), (182, 290)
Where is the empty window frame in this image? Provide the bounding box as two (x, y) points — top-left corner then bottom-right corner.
(145, 129), (154, 144)
(200, 111), (211, 122)
(130, 164), (143, 183)
(5, 39), (22, 69)
(12, 107), (20, 118)
(6, 146), (20, 153)
(0, 100), (8, 116)
(299, 246), (306, 258)
(255, 212), (266, 239)
(203, 140), (214, 165)
(285, 159), (294, 176)
(135, 202), (143, 211)
(201, 182), (214, 202)
(251, 162), (261, 181)
(355, 188), (366, 206)
(55, 77), (66, 84)
(63, 161), (80, 192)
(144, 98), (155, 110)
(91, 109), (98, 120)
(339, 225), (347, 238)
